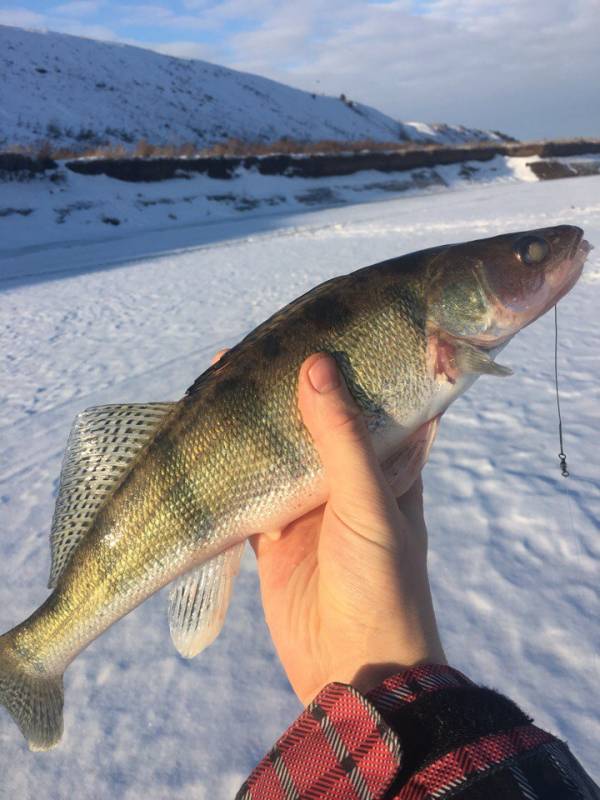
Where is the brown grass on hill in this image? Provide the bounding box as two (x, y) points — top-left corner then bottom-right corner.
(1, 134), (535, 163)
(54, 143), (130, 160)
(199, 137), (440, 157)
(1, 137), (448, 162)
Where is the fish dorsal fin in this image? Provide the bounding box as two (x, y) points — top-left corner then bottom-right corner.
(168, 542), (245, 659)
(49, 402), (175, 588)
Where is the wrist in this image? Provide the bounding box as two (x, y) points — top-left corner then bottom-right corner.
(349, 660), (441, 695)
(310, 631), (446, 702)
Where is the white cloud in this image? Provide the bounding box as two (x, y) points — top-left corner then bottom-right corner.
(50, 20), (119, 39)
(152, 39), (219, 61)
(181, 0), (280, 17)
(0, 8), (45, 27)
(219, 0), (600, 138)
(0, 5), (115, 44)
(53, 1), (104, 16)
(111, 3), (215, 29)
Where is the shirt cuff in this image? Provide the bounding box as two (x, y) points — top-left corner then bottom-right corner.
(236, 680), (400, 800)
(236, 664), (468, 800)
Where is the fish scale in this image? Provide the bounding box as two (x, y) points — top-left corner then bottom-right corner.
(0, 225), (590, 750)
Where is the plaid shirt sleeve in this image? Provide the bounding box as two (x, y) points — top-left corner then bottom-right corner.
(236, 664), (600, 800)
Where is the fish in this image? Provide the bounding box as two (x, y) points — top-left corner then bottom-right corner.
(0, 225), (590, 751)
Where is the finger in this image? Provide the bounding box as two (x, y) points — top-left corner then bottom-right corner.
(251, 504), (326, 557)
(263, 527), (282, 542)
(383, 417), (439, 497)
(249, 530), (281, 560)
(250, 509), (321, 589)
(395, 473), (425, 524)
(395, 475), (428, 554)
(249, 532), (264, 556)
(297, 353), (394, 519)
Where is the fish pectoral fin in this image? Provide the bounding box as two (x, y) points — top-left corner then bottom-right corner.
(49, 401), (176, 588)
(168, 541), (245, 659)
(454, 341), (513, 377)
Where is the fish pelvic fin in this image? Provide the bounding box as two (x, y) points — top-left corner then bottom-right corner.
(0, 633), (64, 751)
(168, 542), (245, 659)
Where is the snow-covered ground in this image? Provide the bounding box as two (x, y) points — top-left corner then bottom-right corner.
(0, 175), (599, 797)
(0, 24), (508, 152)
(0, 153), (562, 264)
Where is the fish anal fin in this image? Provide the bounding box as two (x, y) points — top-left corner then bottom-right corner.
(49, 402), (175, 588)
(168, 542), (245, 659)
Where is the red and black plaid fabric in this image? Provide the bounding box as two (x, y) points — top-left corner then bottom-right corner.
(236, 664), (599, 800)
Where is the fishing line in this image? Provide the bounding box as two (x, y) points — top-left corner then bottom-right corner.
(554, 305), (569, 477)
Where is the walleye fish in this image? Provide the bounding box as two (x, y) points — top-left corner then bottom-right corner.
(0, 225), (590, 751)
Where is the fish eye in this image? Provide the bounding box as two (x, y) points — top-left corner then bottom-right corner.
(514, 235), (550, 266)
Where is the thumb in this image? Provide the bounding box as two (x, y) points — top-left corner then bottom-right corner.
(298, 353), (395, 525)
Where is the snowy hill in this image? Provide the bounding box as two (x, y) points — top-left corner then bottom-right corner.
(0, 24), (509, 151)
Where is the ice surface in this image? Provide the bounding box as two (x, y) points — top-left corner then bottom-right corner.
(0, 153), (548, 267)
(0, 175), (599, 795)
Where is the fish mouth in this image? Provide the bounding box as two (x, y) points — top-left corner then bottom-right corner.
(568, 226), (584, 258)
(551, 234), (591, 307)
(567, 224), (593, 269)
(575, 237), (593, 261)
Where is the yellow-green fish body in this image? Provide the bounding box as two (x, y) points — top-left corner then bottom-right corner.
(0, 225), (590, 750)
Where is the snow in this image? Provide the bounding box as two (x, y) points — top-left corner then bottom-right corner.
(403, 120), (507, 143)
(0, 24), (507, 151)
(0, 153), (546, 263)
(0, 174), (599, 795)
(506, 154), (541, 182)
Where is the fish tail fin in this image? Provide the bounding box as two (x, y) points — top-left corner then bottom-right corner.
(0, 632), (64, 751)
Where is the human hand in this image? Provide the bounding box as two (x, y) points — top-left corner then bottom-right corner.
(250, 353), (446, 704)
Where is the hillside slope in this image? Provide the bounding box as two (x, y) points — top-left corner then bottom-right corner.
(1, 25), (509, 151)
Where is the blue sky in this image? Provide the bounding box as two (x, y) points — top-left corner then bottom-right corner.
(1, 0), (599, 139)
